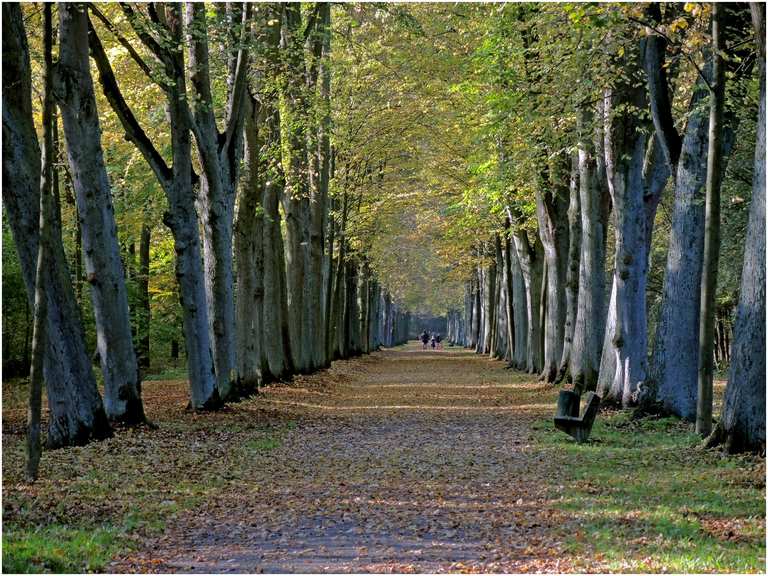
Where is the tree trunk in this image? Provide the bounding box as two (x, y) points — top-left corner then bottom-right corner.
(93, 3), (219, 409)
(536, 157), (570, 382)
(508, 235), (528, 369)
(501, 228), (516, 363)
(278, 3), (314, 373)
(57, 3), (144, 425)
(696, 3), (726, 436)
(570, 106), (608, 393)
(27, 3), (56, 482)
(234, 96), (265, 393)
(185, 3), (251, 400)
(597, 47), (650, 407)
(650, 76), (715, 420)
(512, 229), (544, 374)
(557, 155), (581, 382)
(4, 3), (111, 448)
(705, 3), (765, 454)
(307, 3), (332, 369)
(137, 224), (151, 370)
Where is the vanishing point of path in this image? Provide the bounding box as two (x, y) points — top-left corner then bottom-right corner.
(115, 343), (568, 573)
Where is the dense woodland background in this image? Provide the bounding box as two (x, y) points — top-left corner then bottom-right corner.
(2, 0), (765, 472)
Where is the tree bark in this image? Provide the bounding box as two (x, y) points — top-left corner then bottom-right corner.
(696, 3), (725, 436)
(234, 95), (265, 392)
(536, 157), (570, 382)
(570, 106), (608, 393)
(137, 224), (151, 370)
(185, 2), (252, 400)
(278, 3), (314, 372)
(597, 45), (650, 407)
(57, 2), (144, 425)
(705, 3), (765, 454)
(27, 3), (56, 482)
(556, 155), (581, 382)
(5, 2), (112, 448)
(511, 227), (544, 374)
(508, 234), (529, 369)
(91, 4), (218, 409)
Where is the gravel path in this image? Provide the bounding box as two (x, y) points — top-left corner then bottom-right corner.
(114, 343), (568, 573)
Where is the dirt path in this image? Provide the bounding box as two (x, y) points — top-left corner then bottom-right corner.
(114, 343), (567, 573)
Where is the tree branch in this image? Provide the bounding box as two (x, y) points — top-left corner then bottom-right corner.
(89, 5), (154, 80)
(88, 17), (172, 187)
(224, 2), (253, 149)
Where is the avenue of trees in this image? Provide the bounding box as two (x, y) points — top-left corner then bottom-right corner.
(1, 2), (765, 482)
(438, 3), (765, 454)
(3, 2), (413, 479)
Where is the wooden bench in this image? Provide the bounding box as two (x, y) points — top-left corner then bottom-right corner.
(554, 390), (601, 443)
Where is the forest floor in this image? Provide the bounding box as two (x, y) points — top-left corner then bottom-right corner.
(2, 343), (765, 573)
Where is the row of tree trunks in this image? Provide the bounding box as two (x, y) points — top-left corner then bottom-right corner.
(5, 2), (396, 463)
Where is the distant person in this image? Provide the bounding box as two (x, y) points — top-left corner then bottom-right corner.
(435, 333), (442, 350)
(431, 333), (437, 349)
(420, 330), (430, 350)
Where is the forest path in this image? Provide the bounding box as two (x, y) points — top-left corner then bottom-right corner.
(115, 343), (567, 573)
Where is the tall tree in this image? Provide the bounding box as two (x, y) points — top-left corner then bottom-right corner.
(91, 3), (218, 409)
(27, 3), (56, 481)
(56, 2), (144, 425)
(570, 106), (608, 393)
(185, 2), (252, 400)
(696, 2), (726, 436)
(3, 2), (111, 448)
(705, 2), (766, 453)
(597, 41), (650, 407)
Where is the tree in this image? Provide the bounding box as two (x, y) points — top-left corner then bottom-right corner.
(90, 3), (218, 409)
(3, 2), (111, 448)
(696, 2), (726, 436)
(185, 2), (253, 400)
(56, 2), (145, 426)
(705, 2), (766, 454)
(26, 2), (56, 482)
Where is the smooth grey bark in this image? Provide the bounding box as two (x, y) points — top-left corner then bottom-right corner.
(597, 46), (650, 407)
(705, 3), (766, 453)
(536, 157), (570, 382)
(501, 227), (516, 363)
(234, 96), (265, 392)
(649, 5), (747, 420)
(307, 3), (332, 369)
(557, 155), (581, 382)
(345, 257), (362, 355)
(509, 235), (529, 369)
(186, 2), (252, 400)
(279, 3), (314, 372)
(482, 259), (496, 356)
(650, 77), (713, 420)
(92, 4), (218, 409)
(57, 3), (144, 425)
(570, 107), (608, 393)
(493, 234), (509, 359)
(696, 3), (726, 436)
(511, 228), (544, 374)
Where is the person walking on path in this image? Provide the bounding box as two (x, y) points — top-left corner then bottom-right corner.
(421, 330), (430, 350)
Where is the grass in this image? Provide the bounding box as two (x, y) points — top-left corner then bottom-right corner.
(534, 411), (766, 572)
(2, 525), (123, 573)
